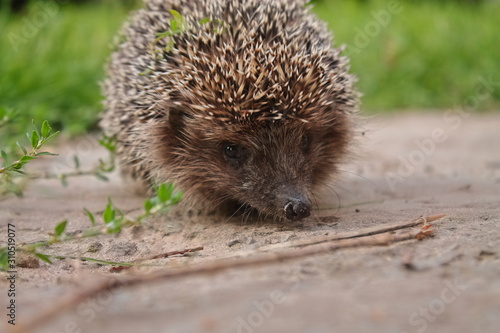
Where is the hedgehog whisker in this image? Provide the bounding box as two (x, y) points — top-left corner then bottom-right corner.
(321, 183), (342, 215)
(222, 200), (248, 224)
(337, 168), (381, 191)
(327, 179), (359, 200)
(240, 204), (254, 226)
(310, 192), (321, 219)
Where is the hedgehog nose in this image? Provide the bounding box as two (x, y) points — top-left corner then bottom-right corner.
(284, 198), (311, 221)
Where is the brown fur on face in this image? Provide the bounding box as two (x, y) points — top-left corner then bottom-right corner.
(147, 105), (353, 219)
(100, 0), (358, 220)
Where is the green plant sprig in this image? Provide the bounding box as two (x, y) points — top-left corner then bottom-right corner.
(30, 135), (116, 186)
(0, 120), (60, 196)
(0, 120), (59, 174)
(141, 11), (227, 75)
(145, 9), (188, 58)
(37, 254), (137, 267)
(0, 183), (182, 270)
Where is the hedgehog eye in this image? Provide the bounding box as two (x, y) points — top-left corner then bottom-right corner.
(222, 143), (248, 166)
(224, 144), (239, 159)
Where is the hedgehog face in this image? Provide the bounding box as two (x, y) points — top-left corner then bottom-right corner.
(157, 111), (351, 221)
(220, 122), (313, 220)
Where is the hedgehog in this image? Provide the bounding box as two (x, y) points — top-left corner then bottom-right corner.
(100, 0), (358, 221)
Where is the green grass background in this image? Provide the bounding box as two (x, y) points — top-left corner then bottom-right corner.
(1, 0), (499, 141)
(0, 1), (135, 137)
(314, 0), (500, 112)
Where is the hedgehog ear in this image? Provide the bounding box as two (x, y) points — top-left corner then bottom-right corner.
(168, 108), (187, 140)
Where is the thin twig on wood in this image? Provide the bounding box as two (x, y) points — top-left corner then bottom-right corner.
(11, 214), (445, 333)
(109, 246), (205, 272)
(140, 246), (204, 260)
(257, 214), (445, 252)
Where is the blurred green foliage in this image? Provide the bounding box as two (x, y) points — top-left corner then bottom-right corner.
(0, 0), (137, 138)
(0, 0), (498, 145)
(314, 0), (500, 111)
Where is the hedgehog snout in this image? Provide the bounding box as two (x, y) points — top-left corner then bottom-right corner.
(284, 196), (311, 221)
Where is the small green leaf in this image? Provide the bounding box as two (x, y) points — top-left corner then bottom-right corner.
(0, 149), (8, 164)
(41, 120), (52, 138)
(169, 10), (186, 34)
(84, 208), (95, 226)
(54, 220), (67, 237)
(155, 31), (171, 38)
(98, 136), (116, 153)
(148, 196), (159, 207)
(35, 253), (52, 264)
(199, 17), (211, 25)
(106, 220), (123, 234)
(18, 155), (35, 167)
(95, 173), (109, 182)
(0, 247), (8, 271)
(170, 19), (181, 33)
(16, 142), (27, 155)
(212, 19), (226, 34)
(30, 130), (40, 149)
(19, 155), (35, 161)
(43, 130), (60, 143)
(139, 68), (153, 76)
(169, 9), (184, 23)
(103, 200), (115, 224)
(156, 183), (172, 203)
(144, 199), (153, 214)
(36, 152), (58, 156)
